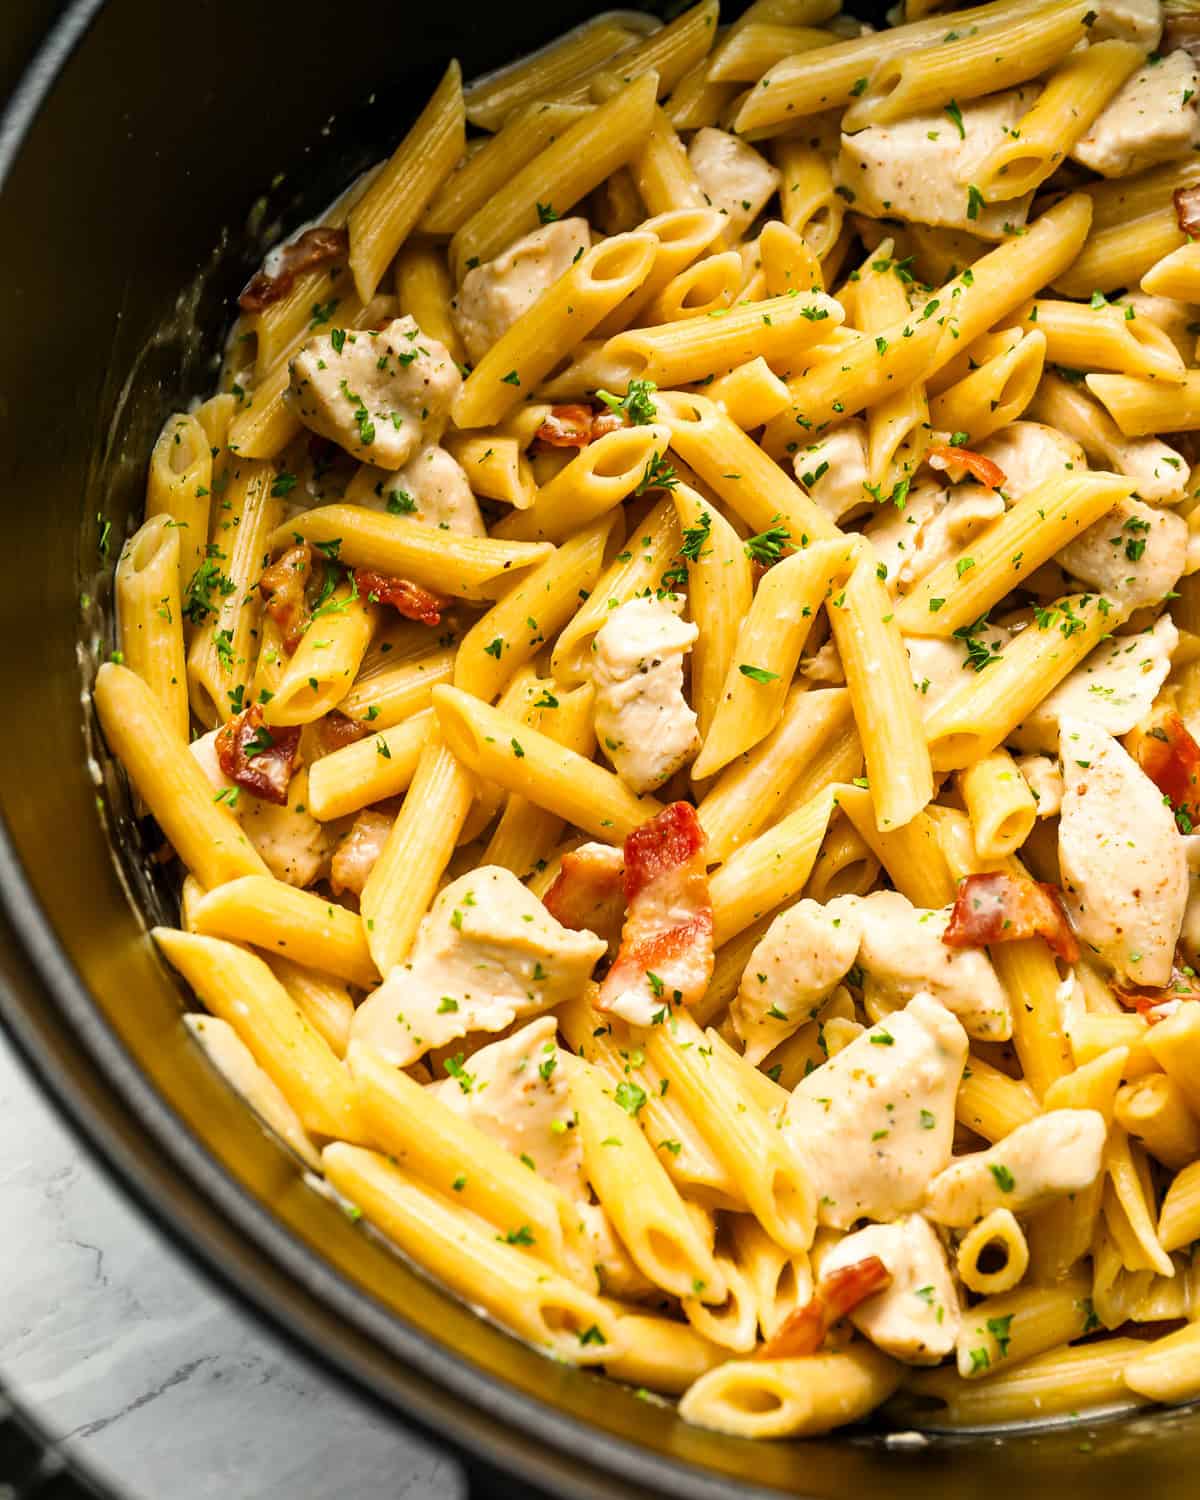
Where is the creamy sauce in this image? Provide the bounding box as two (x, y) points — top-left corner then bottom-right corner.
(452, 218), (591, 365)
(821, 1214), (960, 1363)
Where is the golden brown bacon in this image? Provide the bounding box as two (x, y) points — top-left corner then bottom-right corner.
(215, 704), (301, 806)
(318, 710), (370, 753)
(1175, 184), (1200, 238)
(259, 542), (314, 654)
(1125, 707), (1200, 832)
(943, 871), (1079, 962)
(757, 1257), (892, 1360)
(1114, 958), (1200, 1019)
(542, 843), (625, 953)
(597, 802), (714, 1017)
(927, 442), (1007, 492)
(536, 404), (625, 447)
(354, 569), (448, 626)
(238, 226), (349, 313)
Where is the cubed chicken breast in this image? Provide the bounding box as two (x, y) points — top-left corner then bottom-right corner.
(592, 596), (701, 794)
(688, 128), (781, 239)
(1058, 715), (1188, 986)
(452, 218), (592, 365)
(785, 993), (968, 1229)
(1056, 496), (1186, 610)
(287, 315), (460, 469)
(1073, 51), (1200, 178)
(349, 866), (606, 1065)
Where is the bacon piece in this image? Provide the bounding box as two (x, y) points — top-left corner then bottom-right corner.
(597, 803), (714, 1023)
(543, 842), (625, 953)
(215, 704), (301, 806)
(259, 543), (314, 653)
(1176, 184), (1200, 238)
(1125, 708), (1200, 831)
(238, 226), (349, 313)
(536, 405), (627, 447)
(318, 710), (370, 753)
(757, 1257), (892, 1360)
(1114, 958), (1200, 1019)
(353, 569), (448, 626)
(943, 871), (1079, 962)
(330, 810), (393, 898)
(537, 405), (595, 447)
(927, 443), (1007, 492)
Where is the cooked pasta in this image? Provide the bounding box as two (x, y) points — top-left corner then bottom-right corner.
(95, 0), (1200, 1443)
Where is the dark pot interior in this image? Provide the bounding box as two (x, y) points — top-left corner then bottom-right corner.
(2, 2), (1200, 1495)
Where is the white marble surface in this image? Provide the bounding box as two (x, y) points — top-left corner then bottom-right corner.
(0, 1022), (466, 1500)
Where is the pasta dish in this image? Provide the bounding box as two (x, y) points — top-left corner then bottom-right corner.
(92, 0), (1200, 1440)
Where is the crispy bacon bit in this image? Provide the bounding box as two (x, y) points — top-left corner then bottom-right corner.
(1176, 184), (1200, 238)
(1114, 958), (1200, 1019)
(543, 843), (625, 954)
(330, 810), (393, 898)
(927, 443), (1007, 492)
(536, 405), (627, 447)
(537, 405), (595, 447)
(943, 871), (1079, 963)
(597, 803), (713, 1022)
(353, 569), (448, 626)
(238, 226), (349, 314)
(318, 710), (370, 753)
(757, 1257), (891, 1360)
(1125, 708), (1200, 832)
(260, 543), (314, 653)
(215, 704), (301, 806)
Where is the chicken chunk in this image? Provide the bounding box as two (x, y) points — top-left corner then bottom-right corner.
(330, 810), (392, 898)
(688, 128), (781, 239)
(905, 626), (1011, 711)
(732, 896), (863, 1064)
(923, 1108), (1106, 1227)
(1058, 715), (1188, 987)
(1073, 51), (1200, 178)
(820, 1214), (960, 1364)
(592, 596), (701, 794)
(1010, 614), (1177, 753)
(793, 421), (871, 523)
(452, 218), (591, 365)
(287, 315), (460, 469)
(1089, 0), (1162, 46)
(1016, 753), (1065, 816)
(349, 866), (606, 1065)
(358, 444), (484, 534)
(1057, 496), (1186, 610)
(976, 421), (1086, 501)
(785, 993), (967, 1229)
(428, 1016), (583, 1196)
(857, 890), (1013, 1041)
(837, 90), (1037, 240)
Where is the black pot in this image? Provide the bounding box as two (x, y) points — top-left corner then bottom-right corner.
(2, 3), (1199, 1495)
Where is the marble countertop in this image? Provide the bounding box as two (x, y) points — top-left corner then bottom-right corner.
(0, 1022), (465, 1500)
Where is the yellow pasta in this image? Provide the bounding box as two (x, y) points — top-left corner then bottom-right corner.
(322, 1143), (620, 1362)
(956, 1209), (1029, 1297)
(1158, 1159), (1200, 1253)
(1142, 240), (1200, 302)
(678, 1347), (901, 1438)
(144, 411), (212, 592)
(153, 929), (364, 1142)
(955, 1053), (1040, 1143)
(116, 515), (188, 743)
(450, 71), (659, 279)
(829, 546), (933, 831)
(971, 39), (1144, 201)
(694, 538), (852, 778)
(453, 232), (657, 429)
(1008, 299), (1186, 383)
(804, 812), (879, 901)
(306, 708), (433, 822)
(93, 663), (268, 888)
(709, 784), (837, 944)
(393, 241), (464, 365)
(959, 749), (1038, 861)
(953, 1271), (1091, 1379)
(927, 330), (1046, 447)
(1087, 371), (1200, 438)
(268, 955), (355, 1060)
(265, 583), (375, 727)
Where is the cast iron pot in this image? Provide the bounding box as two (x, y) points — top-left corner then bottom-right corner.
(2, 3), (1199, 1495)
